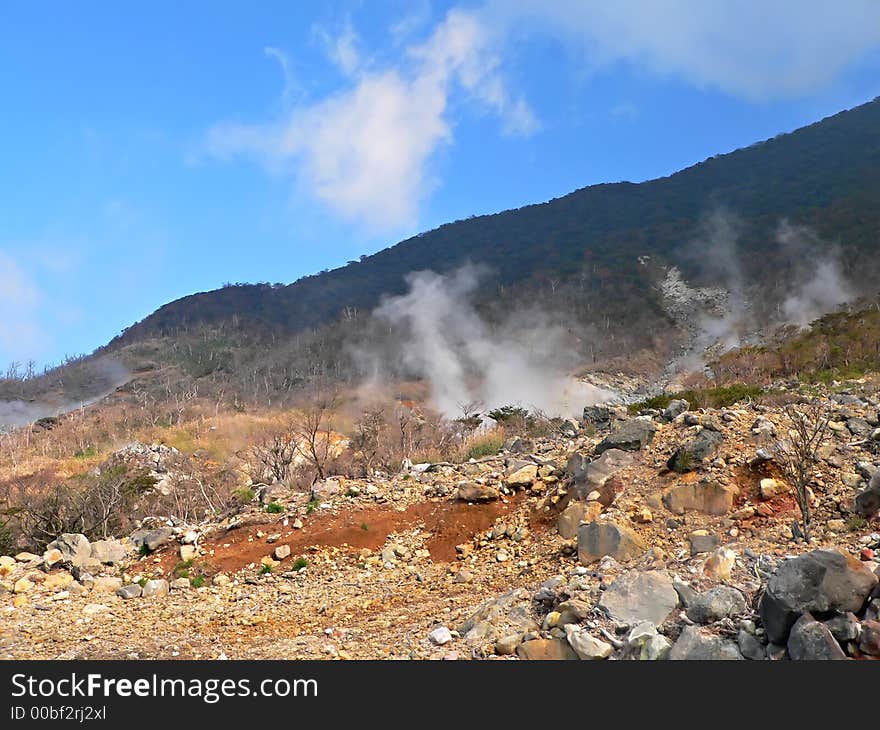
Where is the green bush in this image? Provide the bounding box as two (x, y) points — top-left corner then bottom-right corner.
(265, 502), (284, 514)
(190, 576), (206, 588)
(234, 487), (255, 504)
(292, 557), (308, 571)
(465, 435), (504, 460)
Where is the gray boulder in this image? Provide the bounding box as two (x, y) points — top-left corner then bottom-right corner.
(662, 399), (690, 422)
(598, 570), (678, 626)
(90, 539), (127, 565)
(737, 630), (766, 660)
(759, 549), (878, 644)
(583, 405), (615, 430)
(130, 527), (174, 552)
(45, 533), (91, 567)
(141, 578), (169, 598)
(668, 626), (744, 660)
(578, 521), (645, 565)
(787, 614), (847, 660)
(667, 429), (723, 473)
(116, 584), (142, 599)
(594, 419), (656, 455)
(854, 471), (880, 519)
(567, 448), (633, 502)
(556, 501), (601, 539)
(686, 585), (747, 624)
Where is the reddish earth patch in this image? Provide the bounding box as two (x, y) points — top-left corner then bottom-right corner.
(158, 491), (536, 576)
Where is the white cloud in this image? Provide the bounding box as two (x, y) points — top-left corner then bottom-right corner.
(486, 0), (880, 99)
(313, 21), (362, 76)
(207, 9), (536, 231)
(0, 252), (45, 363)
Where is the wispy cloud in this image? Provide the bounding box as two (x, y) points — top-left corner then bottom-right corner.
(206, 9), (537, 232)
(486, 0), (880, 100)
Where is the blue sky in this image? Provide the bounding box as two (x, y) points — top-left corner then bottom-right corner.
(1, 0), (879, 370)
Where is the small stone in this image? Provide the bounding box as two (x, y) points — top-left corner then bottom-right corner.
(292, 519), (304, 529)
(626, 622), (671, 660)
(274, 545), (291, 561)
(428, 626), (453, 646)
(738, 630), (766, 660)
(14, 552), (39, 563)
(179, 545), (197, 561)
(141, 579), (169, 598)
(760, 478), (784, 500)
(516, 638), (578, 660)
(170, 577), (191, 591)
(495, 634), (521, 655)
(13, 577), (33, 594)
(116, 584), (142, 599)
(704, 547), (736, 581)
(212, 573), (231, 587)
(453, 569), (473, 584)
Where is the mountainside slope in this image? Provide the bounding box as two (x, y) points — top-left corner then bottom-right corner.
(110, 97), (880, 347)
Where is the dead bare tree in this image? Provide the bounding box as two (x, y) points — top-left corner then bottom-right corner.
(291, 390), (340, 483)
(351, 406), (386, 475)
(248, 432), (298, 483)
(774, 402), (830, 543)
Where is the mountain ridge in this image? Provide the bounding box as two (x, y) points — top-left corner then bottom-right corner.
(107, 95), (880, 351)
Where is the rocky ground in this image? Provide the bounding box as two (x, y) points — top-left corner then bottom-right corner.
(2, 380), (880, 660)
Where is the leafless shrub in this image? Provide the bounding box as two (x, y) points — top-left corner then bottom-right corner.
(773, 402), (830, 543)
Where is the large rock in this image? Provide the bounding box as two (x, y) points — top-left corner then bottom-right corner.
(686, 586), (747, 624)
(662, 481), (738, 516)
(787, 614), (847, 660)
(456, 482), (499, 502)
(44, 533), (91, 567)
(668, 626), (744, 660)
(141, 579), (169, 598)
(130, 527), (174, 552)
(516, 638), (578, 660)
(595, 419), (656, 455)
(583, 405), (615, 430)
(557, 501), (603, 539)
(759, 549), (878, 644)
(564, 625), (613, 659)
(505, 464), (538, 487)
(567, 448), (633, 502)
(854, 471), (880, 519)
(626, 622), (672, 660)
(578, 521), (645, 564)
(662, 399), (690, 422)
(90, 540), (126, 565)
(598, 570), (678, 626)
(667, 430), (723, 473)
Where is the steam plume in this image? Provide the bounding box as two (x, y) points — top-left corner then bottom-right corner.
(372, 266), (613, 418)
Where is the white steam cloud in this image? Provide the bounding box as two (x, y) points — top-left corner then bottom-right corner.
(373, 266), (613, 418)
(0, 358), (130, 430)
(777, 221), (855, 327)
